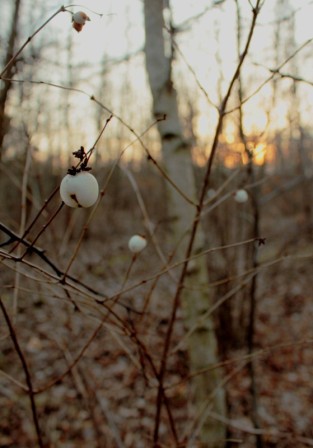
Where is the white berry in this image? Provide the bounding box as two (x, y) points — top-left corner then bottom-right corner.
(234, 189), (248, 203)
(60, 172), (99, 208)
(207, 188), (216, 199)
(128, 235), (147, 253)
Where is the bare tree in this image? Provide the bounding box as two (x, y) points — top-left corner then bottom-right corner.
(144, 0), (226, 445)
(235, 2), (263, 446)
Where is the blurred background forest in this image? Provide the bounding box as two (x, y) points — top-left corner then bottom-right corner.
(0, 0), (312, 447)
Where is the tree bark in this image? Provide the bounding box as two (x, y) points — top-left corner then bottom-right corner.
(0, 0), (22, 157)
(143, 1), (226, 445)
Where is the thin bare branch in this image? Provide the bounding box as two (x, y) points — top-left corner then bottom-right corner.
(0, 6), (67, 79)
(226, 37), (313, 114)
(0, 298), (44, 447)
(153, 2), (263, 439)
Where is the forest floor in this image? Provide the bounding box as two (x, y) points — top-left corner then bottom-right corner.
(0, 167), (312, 448)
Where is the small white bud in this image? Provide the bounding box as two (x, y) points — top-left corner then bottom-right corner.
(128, 235), (147, 253)
(60, 172), (99, 208)
(234, 189), (249, 203)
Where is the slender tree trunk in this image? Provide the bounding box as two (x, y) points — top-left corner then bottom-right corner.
(235, 3), (263, 446)
(0, 0), (22, 157)
(285, 12), (313, 230)
(143, 1), (226, 446)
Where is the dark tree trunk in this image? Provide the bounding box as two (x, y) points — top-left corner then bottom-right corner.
(0, 0), (22, 158)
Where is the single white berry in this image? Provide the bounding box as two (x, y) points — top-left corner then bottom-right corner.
(60, 172), (99, 208)
(128, 235), (147, 253)
(207, 188), (216, 199)
(234, 189), (248, 203)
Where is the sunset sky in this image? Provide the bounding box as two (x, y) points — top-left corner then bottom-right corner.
(2, 0), (313, 162)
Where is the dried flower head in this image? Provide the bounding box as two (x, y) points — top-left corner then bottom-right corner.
(72, 11), (90, 33)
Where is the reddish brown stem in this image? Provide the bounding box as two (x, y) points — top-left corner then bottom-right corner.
(0, 298), (44, 447)
(153, 1), (263, 443)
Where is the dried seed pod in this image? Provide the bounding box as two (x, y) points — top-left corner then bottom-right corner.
(72, 11), (90, 32)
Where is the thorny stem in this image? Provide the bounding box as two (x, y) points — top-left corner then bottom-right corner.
(153, 1), (263, 443)
(0, 298), (44, 448)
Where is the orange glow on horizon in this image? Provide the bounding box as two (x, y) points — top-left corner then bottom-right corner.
(192, 139), (276, 169)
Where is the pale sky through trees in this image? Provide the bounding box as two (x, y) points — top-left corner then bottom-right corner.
(1, 0), (313, 161)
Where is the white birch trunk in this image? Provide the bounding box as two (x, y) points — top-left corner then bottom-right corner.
(144, 1), (226, 445)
